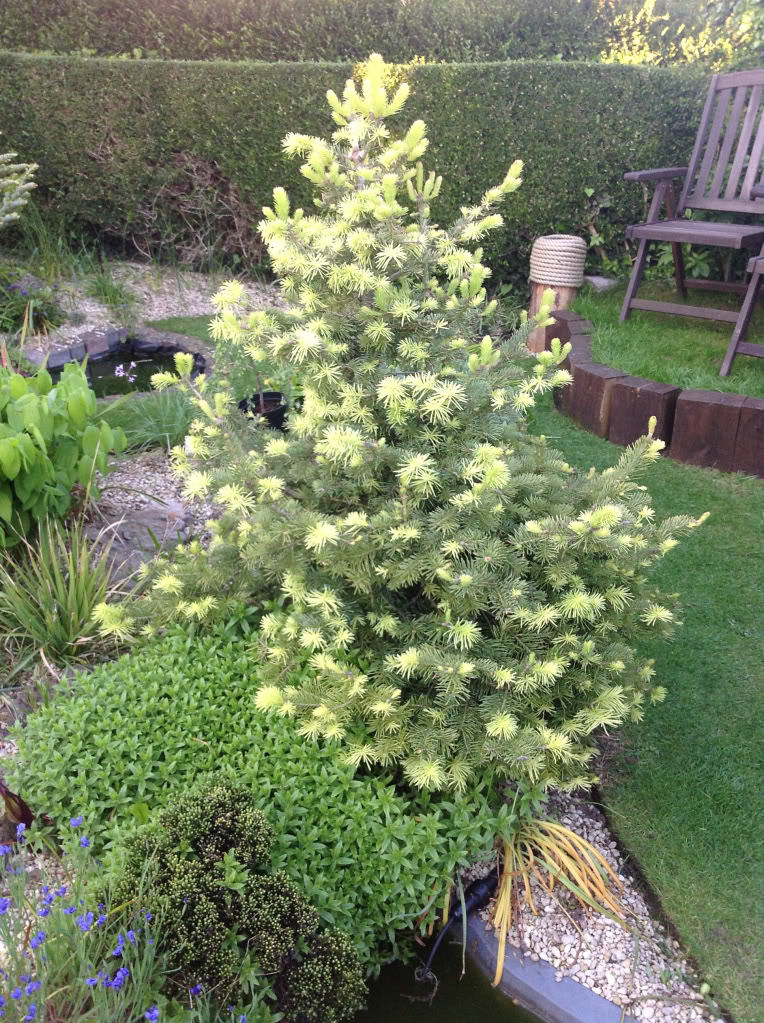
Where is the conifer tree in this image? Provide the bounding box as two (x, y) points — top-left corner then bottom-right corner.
(0, 147), (36, 229)
(106, 55), (704, 793)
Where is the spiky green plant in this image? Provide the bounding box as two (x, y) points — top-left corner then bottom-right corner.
(101, 55), (704, 794)
(0, 517), (132, 664)
(0, 147), (36, 229)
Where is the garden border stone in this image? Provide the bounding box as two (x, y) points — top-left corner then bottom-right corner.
(464, 914), (638, 1023)
(545, 309), (763, 477)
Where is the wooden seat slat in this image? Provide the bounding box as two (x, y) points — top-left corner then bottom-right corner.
(628, 219), (764, 248)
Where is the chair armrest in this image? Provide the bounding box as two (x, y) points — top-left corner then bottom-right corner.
(752, 182), (764, 199)
(624, 167), (688, 183)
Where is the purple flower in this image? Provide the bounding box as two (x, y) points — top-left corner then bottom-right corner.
(79, 836), (90, 848)
(76, 911), (94, 933)
(126, 929), (136, 945)
(106, 967), (129, 990)
(69, 816), (83, 828)
(112, 933), (125, 957)
(145, 1007), (159, 1023)
(23, 1006), (36, 1022)
(189, 984), (202, 997)
(96, 913), (107, 927)
(0, 897), (11, 915)
(25, 982), (40, 996)
(63, 906), (76, 915)
(0, 844), (11, 855)
(144, 911), (152, 921)
(30, 932), (46, 950)
(56, 886), (67, 898)
(15, 823), (25, 841)
(10, 989), (21, 1000)
(85, 977), (98, 988)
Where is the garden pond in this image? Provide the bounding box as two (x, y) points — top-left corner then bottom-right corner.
(364, 941), (539, 1022)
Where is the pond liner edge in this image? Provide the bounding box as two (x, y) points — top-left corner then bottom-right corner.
(464, 913), (638, 1023)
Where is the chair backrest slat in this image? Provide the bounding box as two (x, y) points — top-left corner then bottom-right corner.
(694, 87), (733, 199)
(710, 86), (747, 197)
(724, 84), (762, 200)
(678, 70), (764, 217)
(741, 104), (764, 199)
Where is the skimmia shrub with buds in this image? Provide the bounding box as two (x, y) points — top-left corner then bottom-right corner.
(104, 54), (705, 794)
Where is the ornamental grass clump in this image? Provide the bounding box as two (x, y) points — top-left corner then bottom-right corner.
(109, 54), (705, 798)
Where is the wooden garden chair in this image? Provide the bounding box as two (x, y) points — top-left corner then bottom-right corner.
(620, 69), (764, 376)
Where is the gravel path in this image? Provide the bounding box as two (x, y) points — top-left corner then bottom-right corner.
(470, 793), (722, 1023)
(3, 258), (283, 352)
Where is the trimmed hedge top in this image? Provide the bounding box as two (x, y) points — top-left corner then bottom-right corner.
(0, 53), (706, 281)
(0, 0), (623, 63)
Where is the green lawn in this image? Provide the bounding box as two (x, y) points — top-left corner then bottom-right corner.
(573, 281), (764, 399)
(147, 314), (212, 340)
(530, 392), (763, 1023)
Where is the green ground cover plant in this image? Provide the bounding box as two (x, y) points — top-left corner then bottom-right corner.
(529, 391), (764, 1023)
(574, 282), (764, 398)
(115, 779), (366, 1021)
(9, 624), (505, 972)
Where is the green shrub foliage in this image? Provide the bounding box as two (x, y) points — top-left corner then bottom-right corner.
(113, 780), (366, 1019)
(0, 0), (756, 66)
(0, 52), (705, 282)
(129, 56), (705, 795)
(0, 1), (631, 62)
(0, 362), (126, 545)
(9, 626), (504, 969)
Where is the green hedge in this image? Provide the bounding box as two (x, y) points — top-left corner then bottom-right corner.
(0, 53), (706, 281)
(0, 0), (622, 62)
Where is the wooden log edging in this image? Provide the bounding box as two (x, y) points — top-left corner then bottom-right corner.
(545, 309), (764, 478)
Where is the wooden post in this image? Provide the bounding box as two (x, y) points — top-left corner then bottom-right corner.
(527, 282), (579, 352)
(527, 234), (587, 353)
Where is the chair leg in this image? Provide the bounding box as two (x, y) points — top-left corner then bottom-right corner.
(720, 264), (762, 376)
(671, 242), (687, 300)
(620, 239), (650, 322)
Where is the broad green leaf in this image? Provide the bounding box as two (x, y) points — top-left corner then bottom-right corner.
(67, 393), (88, 428)
(8, 374), (29, 399)
(0, 484), (11, 524)
(0, 439), (21, 480)
(82, 423), (101, 457)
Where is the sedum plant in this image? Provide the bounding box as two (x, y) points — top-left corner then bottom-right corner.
(118, 55), (703, 794)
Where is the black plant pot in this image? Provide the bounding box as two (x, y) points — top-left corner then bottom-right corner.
(238, 390), (288, 430)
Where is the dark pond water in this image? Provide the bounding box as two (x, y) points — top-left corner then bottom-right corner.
(362, 940), (539, 1023)
(87, 353), (178, 397)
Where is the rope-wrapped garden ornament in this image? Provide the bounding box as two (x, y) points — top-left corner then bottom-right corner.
(527, 234), (587, 352)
